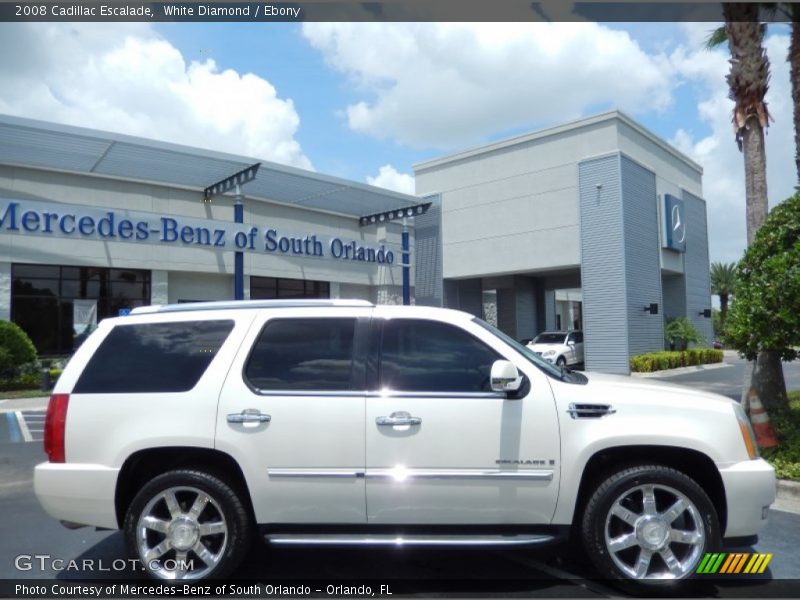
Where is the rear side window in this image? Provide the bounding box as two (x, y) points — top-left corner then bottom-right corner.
(73, 320), (234, 393)
(379, 319), (500, 392)
(244, 318), (356, 392)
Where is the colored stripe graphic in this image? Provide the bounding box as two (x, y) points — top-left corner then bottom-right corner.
(720, 553), (736, 574)
(697, 553), (773, 575)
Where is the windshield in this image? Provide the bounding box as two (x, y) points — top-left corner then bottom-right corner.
(472, 318), (563, 379)
(533, 333), (567, 344)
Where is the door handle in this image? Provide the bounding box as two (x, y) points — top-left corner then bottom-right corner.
(227, 409), (271, 424)
(376, 411), (422, 426)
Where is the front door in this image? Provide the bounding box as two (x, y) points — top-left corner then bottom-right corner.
(365, 317), (561, 524)
(216, 310), (370, 524)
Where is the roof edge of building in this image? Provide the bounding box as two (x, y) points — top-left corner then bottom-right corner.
(0, 113), (420, 205)
(413, 110), (703, 176)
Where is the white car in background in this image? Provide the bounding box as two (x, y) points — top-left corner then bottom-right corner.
(527, 331), (584, 367)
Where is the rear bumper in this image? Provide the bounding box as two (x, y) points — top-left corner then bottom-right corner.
(719, 458), (776, 538)
(34, 462), (120, 530)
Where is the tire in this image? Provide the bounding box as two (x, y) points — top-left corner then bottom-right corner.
(581, 464), (720, 584)
(556, 356), (567, 367)
(123, 469), (253, 580)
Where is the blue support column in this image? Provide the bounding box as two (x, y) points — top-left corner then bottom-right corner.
(402, 222), (410, 305)
(234, 191), (244, 301)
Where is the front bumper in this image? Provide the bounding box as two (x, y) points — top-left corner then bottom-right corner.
(34, 462), (120, 530)
(719, 458), (776, 538)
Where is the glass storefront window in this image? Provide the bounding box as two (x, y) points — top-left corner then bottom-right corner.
(250, 276), (330, 300)
(11, 264), (151, 356)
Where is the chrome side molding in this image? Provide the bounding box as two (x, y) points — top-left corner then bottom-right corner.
(266, 468), (554, 481)
(266, 533), (556, 546)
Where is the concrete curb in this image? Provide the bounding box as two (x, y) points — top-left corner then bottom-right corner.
(777, 479), (800, 500)
(773, 480), (800, 515)
(630, 362), (732, 378)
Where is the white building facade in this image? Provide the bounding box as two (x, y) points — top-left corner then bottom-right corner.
(414, 111), (714, 374)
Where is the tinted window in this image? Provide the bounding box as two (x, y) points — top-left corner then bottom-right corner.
(379, 319), (500, 392)
(73, 320), (234, 393)
(571, 332), (584, 343)
(245, 318), (356, 391)
(534, 333), (567, 344)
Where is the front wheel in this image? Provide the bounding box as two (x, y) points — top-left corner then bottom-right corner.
(581, 464), (720, 582)
(123, 469), (253, 580)
(556, 356), (567, 367)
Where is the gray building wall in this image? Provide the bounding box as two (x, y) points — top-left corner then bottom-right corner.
(414, 194), (443, 307)
(621, 156), (664, 357)
(683, 190), (715, 344)
(417, 111), (710, 372)
(415, 118), (618, 280)
(578, 154), (630, 373)
(661, 274), (687, 321)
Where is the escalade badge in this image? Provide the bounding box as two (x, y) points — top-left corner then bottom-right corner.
(496, 459), (555, 466)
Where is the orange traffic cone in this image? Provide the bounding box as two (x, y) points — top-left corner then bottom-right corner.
(747, 391), (779, 449)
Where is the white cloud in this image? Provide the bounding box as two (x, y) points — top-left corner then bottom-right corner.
(302, 22), (675, 149)
(0, 23), (312, 170)
(669, 28), (795, 264)
(366, 164), (416, 195)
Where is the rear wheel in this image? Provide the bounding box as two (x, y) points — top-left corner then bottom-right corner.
(123, 469), (252, 580)
(581, 464), (719, 583)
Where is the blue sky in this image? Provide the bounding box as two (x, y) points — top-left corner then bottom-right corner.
(0, 21), (795, 264)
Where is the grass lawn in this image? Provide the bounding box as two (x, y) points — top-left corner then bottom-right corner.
(0, 389), (48, 400)
(761, 390), (800, 480)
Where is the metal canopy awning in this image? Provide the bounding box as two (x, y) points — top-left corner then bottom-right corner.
(0, 114), (419, 217)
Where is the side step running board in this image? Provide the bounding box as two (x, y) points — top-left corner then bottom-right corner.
(266, 533), (556, 546)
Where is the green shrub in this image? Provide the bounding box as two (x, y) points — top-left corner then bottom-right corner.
(0, 372), (40, 391)
(762, 391), (800, 480)
(630, 349), (723, 372)
(0, 321), (36, 374)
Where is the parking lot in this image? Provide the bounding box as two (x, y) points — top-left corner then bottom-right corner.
(0, 355), (799, 596)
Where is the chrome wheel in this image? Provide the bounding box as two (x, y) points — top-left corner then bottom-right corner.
(604, 483), (705, 580)
(136, 486), (228, 580)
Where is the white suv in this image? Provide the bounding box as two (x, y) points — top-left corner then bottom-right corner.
(34, 300), (775, 583)
(527, 331), (584, 367)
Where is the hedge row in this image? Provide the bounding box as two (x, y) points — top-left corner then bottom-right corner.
(0, 372), (40, 391)
(630, 349), (724, 373)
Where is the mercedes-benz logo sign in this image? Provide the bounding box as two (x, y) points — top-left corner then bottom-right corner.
(671, 204), (686, 244)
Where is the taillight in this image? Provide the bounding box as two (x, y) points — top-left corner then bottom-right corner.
(44, 393), (69, 463)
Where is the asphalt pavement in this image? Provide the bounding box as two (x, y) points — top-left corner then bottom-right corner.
(649, 352), (800, 402)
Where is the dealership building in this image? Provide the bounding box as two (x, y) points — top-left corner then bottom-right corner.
(0, 111), (712, 374)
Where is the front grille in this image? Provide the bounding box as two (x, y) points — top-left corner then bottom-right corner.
(567, 403), (616, 419)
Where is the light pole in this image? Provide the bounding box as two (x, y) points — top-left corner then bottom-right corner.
(204, 163), (260, 301)
(359, 202), (431, 305)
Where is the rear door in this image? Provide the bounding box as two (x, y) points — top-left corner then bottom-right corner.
(215, 308), (370, 524)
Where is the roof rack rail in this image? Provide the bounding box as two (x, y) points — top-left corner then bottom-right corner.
(131, 299), (374, 315)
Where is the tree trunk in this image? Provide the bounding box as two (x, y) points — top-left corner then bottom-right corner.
(791, 20), (800, 185)
(743, 351), (789, 413)
(741, 118), (770, 246)
(720, 292), (729, 327)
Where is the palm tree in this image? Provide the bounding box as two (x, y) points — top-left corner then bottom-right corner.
(708, 4), (799, 184)
(710, 261), (737, 327)
(723, 5), (771, 242)
(721, 4), (788, 418)
(788, 6), (800, 183)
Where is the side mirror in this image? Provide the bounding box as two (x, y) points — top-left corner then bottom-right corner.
(490, 360), (522, 393)
(567, 340), (575, 347)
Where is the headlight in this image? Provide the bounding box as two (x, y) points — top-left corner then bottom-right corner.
(733, 403), (760, 460)
(543, 350), (555, 356)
